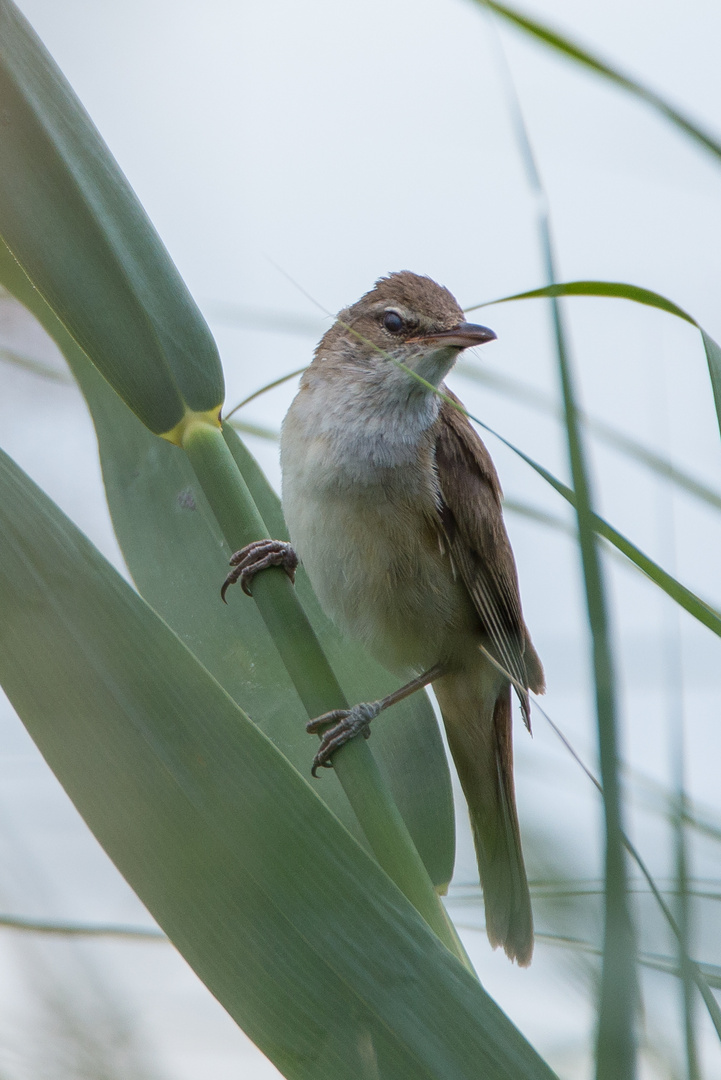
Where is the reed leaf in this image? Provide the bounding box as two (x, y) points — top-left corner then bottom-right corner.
(0, 445), (558, 1080)
(0, 0), (223, 438)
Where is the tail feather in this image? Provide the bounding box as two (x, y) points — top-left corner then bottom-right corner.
(435, 670), (533, 966)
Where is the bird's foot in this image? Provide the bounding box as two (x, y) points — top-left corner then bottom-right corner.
(307, 701), (381, 776)
(221, 539), (298, 601)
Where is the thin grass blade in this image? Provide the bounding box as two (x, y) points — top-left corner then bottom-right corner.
(0, 345), (70, 382)
(457, 361), (721, 515)
(225, 368), (306, 420)
(548, 309), (637, 1080)
(491, 54), (637, 1075)
(227, 418), (279, 442)
(536, 702), (721, 1043)
(488, 427), (721, 636)
(468, 280), (721, 439)
(702, 331), (721, 438)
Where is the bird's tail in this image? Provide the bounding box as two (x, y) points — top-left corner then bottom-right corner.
(434, 669), (533, 966)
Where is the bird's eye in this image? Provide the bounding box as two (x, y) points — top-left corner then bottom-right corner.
(383, 310), (405, 334)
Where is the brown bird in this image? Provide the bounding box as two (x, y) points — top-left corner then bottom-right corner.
(224, 271), (544, 965)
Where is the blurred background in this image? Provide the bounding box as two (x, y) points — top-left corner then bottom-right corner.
(1, 0), (721, 1076)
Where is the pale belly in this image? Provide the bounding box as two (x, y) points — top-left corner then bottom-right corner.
(281, 437), (477, 675)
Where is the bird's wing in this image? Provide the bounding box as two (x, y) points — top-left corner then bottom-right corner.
(433, 390), (544, 728)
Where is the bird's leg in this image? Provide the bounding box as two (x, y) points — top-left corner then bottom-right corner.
(220, 544), (443, 777)
(221, 539), (298, 601)
(308, 663), (446, 776)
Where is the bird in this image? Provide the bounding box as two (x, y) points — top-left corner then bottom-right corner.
(223, 271), (545, 965)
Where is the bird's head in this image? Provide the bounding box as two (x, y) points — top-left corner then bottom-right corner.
(315, 271), (495, 390)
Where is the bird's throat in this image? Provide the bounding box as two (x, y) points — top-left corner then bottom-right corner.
(408, 344), (461, 390)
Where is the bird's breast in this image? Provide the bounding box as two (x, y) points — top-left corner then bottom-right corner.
(280, 388), (475, 672)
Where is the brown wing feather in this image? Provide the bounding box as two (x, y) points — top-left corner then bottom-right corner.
(433, 390), (544, 725)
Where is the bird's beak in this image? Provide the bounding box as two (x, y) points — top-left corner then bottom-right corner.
(408, 322), (497, 349)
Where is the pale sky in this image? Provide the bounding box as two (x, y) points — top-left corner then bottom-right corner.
(2, 1), (721, 1076)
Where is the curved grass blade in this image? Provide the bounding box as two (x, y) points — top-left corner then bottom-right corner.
(0, 0), (223, 437)
(0, 446), (559, 1080)
(457, 362), (721, 515)
(510, 933), (721, 996)
(472, 280), (696, 324)
(205, 300), (322, 338)
(0, 916), (166, 940)
(473, 0), (721, 163)
(0, 345), (70, 382)
(490, 426), (721, 635)
(468, 280), (721, 439)
(225, 367), (306, 420)
(227, 417), (279, 442)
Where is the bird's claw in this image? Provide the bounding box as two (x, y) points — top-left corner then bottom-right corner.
(221, 539), (298, 601)
(308, 701), (380, 776)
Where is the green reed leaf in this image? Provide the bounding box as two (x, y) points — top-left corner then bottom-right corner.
(0, 0), (223, 438)
(0, 446), (559, 1080)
